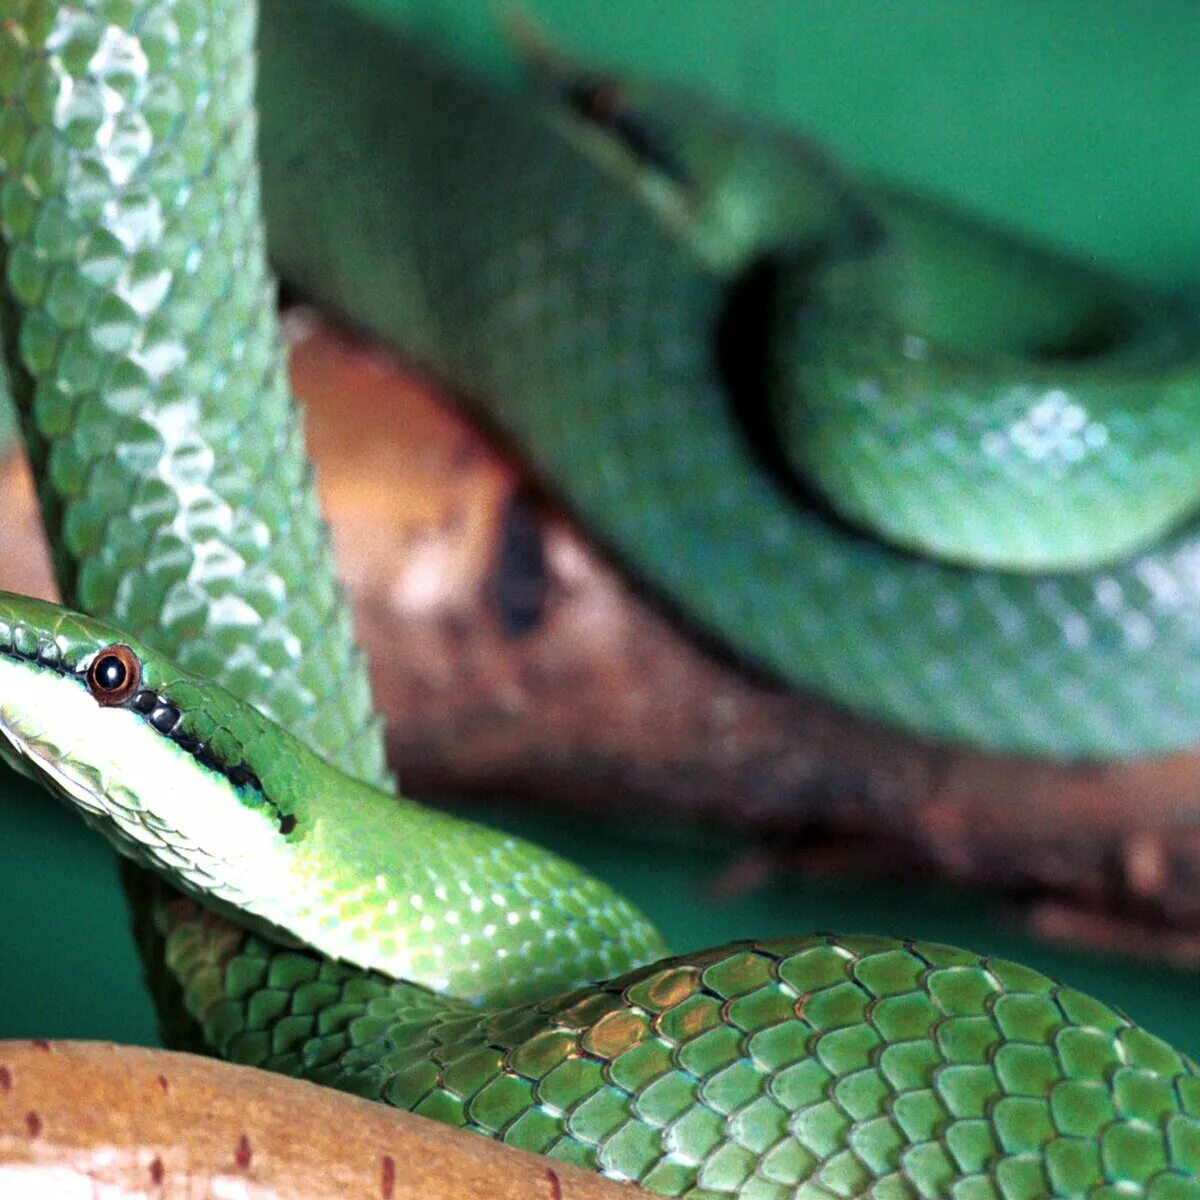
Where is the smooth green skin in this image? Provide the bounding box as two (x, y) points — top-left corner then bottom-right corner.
(254, 2), (1200, 758)
(6, 3), (1200, 1199)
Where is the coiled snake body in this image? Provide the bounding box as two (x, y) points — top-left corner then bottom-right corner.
(3, 2), (1200, 1198)
(255, 1), (1200, 760)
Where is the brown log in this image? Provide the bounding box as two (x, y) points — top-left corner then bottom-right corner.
(0, 1040), (641, 1199)
(6, 310), (1200, 952)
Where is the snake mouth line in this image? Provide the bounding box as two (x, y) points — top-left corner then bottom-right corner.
(0, 634), (288, 828)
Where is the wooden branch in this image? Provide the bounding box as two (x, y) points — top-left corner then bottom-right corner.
(0, 1040), (641, 1199)
(5, 311), (1200, 951)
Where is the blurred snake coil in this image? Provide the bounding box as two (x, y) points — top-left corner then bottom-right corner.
(4, 2), (1200, 1200)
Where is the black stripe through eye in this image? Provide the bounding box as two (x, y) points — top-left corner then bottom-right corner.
(228, 763), (258, 789)
(149, 703), (181, 734)
(0, 644), (286, 823)
(117, 688), (283, 831)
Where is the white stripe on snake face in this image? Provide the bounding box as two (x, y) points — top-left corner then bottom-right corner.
(0, 655), (296, 908)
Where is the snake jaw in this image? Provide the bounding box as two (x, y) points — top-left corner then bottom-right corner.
(0, 721), (38, 784)
(0, 610), (669, 1003)
(0, 650), (296, 913)
(0, 709), (174, 880)
(0, 725), (105, 820)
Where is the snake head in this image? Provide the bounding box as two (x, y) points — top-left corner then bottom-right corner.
(0, 590), (669, 1003)
(0, 590), (308, 930)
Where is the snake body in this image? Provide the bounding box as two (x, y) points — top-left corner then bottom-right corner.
(254, 0), (1200, 759)
(5, 3), (1200, 1199)
(4, 596), (1200, 1198)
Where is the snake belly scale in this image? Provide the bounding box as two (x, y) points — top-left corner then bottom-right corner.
(4, 3), (1200, 1200)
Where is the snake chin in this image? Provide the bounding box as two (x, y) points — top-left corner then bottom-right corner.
(0, 732), (36, 783)
(0, 702), (310, 956)
(0, 716), (80, 800)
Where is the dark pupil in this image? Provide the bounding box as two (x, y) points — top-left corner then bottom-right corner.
(94, 655), (127, 692)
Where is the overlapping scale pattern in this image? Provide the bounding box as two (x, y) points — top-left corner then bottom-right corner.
(779, 276), (1200, 572)
(0, 0), (390, 1066)
(0, 0), (386, 785)
(9, 4), (1200, 1200)
(257, 0), (1200, 757)
(152, 902), (1200, 1200)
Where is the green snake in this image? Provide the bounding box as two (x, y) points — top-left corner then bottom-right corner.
(5, 600), (1200, 1199)
(5, 2), (1200, 1198)
(255, 1), (1200, 760)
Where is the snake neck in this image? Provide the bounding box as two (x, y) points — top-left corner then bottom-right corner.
(0, 591), (669, 1008)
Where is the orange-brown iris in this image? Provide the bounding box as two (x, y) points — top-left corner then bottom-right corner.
(86, 643), (142, 706)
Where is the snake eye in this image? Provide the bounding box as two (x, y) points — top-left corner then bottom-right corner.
(87, 644), (142, 706)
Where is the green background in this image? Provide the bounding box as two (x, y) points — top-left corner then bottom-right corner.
(356, 0), (1200, 288)
(3, 2), (1200, 1055)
